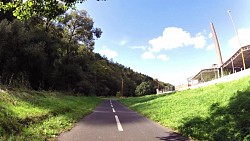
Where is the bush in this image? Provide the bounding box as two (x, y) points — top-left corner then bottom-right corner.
(135, 82), (152, 96)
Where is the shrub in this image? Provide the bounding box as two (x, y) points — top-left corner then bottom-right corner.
(135, 81), (152, 96)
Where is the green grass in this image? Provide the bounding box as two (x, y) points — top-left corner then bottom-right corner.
(0, 88), (101, 140)
(119, 76), (250, 141)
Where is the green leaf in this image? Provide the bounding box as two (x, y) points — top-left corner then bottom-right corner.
(28, 1), (33, 7)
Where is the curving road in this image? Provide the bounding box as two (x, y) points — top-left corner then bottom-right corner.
(58, 100), (189, 141)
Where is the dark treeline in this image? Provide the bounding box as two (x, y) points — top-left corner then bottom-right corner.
(0, 4), (173, 96)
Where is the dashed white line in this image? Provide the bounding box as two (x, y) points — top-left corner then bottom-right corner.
(114, 115), (123, 131)
(112, 108), (115, 113)
(111, 104), (113, 108)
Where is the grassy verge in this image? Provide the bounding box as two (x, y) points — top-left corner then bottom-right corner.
(119, 76), (250, 141)
(0, 88), (101, 140)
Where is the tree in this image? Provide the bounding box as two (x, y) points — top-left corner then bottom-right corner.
(0, 19), (51, 89)
(58, 10), (102, 61)
(0, 0), (104, 21)
(123, 78), (137, 97)
(135, 81), (152, 96)
(0, 0), (15, 21)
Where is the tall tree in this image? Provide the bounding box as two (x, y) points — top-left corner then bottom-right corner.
(58, 10), (102, 61)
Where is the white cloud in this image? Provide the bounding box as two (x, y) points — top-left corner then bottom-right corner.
(208, 33), (213, 38)
(206, 43), (215, 51)
(130, 46), (147, 50)
(141, 52), (170, 61)
(99, 46), (118, 59)
(190, 33), (206, 49)
(148, 27), (207, 52)
(141, 51), (155, 60)
(157, 54), (170, 61)
(120, 40), (127, 46)
(228, 28), (250, 51)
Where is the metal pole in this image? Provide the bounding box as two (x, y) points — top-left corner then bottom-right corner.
(231, 58), (235, 73)
(220, 67), (224, 77)
(227, 10), (246, 70)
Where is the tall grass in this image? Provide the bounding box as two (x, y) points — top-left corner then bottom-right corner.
(0, 89), (101, 140)
(119, 76), (250, 141)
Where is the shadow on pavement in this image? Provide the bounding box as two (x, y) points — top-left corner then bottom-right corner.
(155, 132), (190, 141)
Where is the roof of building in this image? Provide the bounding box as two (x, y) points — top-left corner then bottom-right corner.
(188, 68), (219, 82)
(222, 45), (250, 69)
(189, 44), (250, 82)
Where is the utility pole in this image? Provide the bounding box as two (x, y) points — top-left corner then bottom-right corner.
(227, 10), (246, 70)
(157, 80), (159, 90)
(121, 68), (124, 97)
(121, 78), (124, 97)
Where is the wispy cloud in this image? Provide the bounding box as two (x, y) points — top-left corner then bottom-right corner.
(130, 46), (147, 50)
(141, 52), (170, 62)
(120, 40), (128, 46)
(99, 46), (118, 59)
(208, 33), (213, 38)
(206, 43), (215, 51)
(157, 54), (170, 61)
(141, 51), (155, 60)
(148, 27), (207, 52)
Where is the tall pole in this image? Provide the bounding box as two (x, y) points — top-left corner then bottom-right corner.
(121, 78), (124, 97)
(157, 80), (159, 90)
(227, 10), (246, 70)
(121, 69), (124, 97)
(210, 22), (223, 77)
(210, 22), (223, 66)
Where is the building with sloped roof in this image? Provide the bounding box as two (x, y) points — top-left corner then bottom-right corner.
(188, 45), (250, 86)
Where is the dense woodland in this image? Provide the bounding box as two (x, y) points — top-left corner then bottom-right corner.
(0, 0), (173, 96)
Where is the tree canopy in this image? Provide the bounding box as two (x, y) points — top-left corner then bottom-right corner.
(0, 0), (105, 21)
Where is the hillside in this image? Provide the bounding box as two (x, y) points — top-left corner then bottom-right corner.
(0, 18), (172, 97)
(0, 88), (101, 140)
(119, 75), (250, 140)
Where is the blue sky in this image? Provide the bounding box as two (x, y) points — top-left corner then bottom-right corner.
(77, 0), (250, 85)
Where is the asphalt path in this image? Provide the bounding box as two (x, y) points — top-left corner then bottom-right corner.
(58, 100), (189, 141)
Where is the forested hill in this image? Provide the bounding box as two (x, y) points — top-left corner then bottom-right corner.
(0, 5), (173, 96)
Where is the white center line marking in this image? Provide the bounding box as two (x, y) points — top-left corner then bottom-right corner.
(112, 108), (115, 113)
(111, 104), (113, 108)
(115, 115), (123, 131)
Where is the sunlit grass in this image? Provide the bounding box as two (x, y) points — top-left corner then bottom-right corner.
(0, 89), (101, 140)
(119, 76), (250, 140)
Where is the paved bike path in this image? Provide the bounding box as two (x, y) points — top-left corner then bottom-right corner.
(58, 100), (189, 141)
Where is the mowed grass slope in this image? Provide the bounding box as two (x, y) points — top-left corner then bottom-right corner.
(0, 89), (101, 140)
(120, 76), (250, 141)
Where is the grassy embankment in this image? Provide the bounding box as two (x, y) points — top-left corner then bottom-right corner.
(119, 76), (250, 141)
(0, 88), (101, 140)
